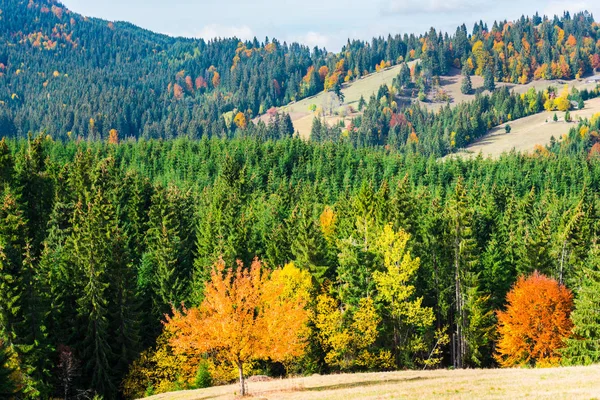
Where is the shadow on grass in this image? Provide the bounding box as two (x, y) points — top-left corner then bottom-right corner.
(304, 376), (426, 392)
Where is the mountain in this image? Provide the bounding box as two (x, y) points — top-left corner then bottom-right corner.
(1, 1), (599, 148)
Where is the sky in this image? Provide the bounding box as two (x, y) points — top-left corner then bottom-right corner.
(61, 0), (600, 52)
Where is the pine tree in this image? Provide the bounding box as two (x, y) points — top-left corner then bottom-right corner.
(447, 177), (478, 368)
(483, 65), (495, 91)
(0, 138), (14, 187)
(563, 247), (600, 365)
(289, 194), (331, 284)
(144, 186), (191, 317)
(0, 339), (20, 398)
(461, 67), (472, 95)
(358, 95), (366, 111)
(71, 190), (115, 396)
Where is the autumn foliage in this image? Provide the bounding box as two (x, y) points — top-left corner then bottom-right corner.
(495, 272), (573, 367)
(233, 112), (247, 129)
(165, 259), (310, 396)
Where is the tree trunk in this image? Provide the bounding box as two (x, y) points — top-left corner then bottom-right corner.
(238, 361), (245, 396)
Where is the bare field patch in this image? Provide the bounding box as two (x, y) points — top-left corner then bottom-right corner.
(142, 364), (600, 400)
(447, 97), (600, 159)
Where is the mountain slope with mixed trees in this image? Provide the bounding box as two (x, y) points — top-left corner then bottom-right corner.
(3, 2), (600, 400)
(2, 0), (600, 148)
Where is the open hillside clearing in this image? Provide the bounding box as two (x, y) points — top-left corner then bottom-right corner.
(260, 60), (599, 140)
(446, 97), (600, 159)
(256, 61), (417, 139)
(423, 68), (599, 112)
(142, 364), (600, 400)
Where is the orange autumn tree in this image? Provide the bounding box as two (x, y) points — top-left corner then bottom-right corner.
(108, 129), (118, 145)
(166, 259), (310, 396)
(495, 272), (573, 367)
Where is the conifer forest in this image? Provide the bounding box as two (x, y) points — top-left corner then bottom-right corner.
(2, 0), (600, 399)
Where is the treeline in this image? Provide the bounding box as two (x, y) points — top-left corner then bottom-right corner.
(0, 131), (600, 398)
(2, 0), (600, 143)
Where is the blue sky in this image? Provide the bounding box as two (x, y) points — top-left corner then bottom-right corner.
(61, 0), (600, 51)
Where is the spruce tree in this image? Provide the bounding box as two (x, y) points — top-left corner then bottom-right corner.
(563, 248), (600, 365)
(144, 186), (191, 316)
(71, 193), (114, 396)
(289, 193), (331, 284)
(0, 139), (14, 187)
(358, 95), (366, 111)
(447, 177), (478, 368)
(0, 339), (20, 398)
(461, 67), (472, 95)
(483, 65), (495, 91)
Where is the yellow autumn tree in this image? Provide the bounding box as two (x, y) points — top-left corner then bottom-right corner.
(314, 294), (394, 371)
(319, 206), (336, 238)
(166, 259), (310, 396)
(122, 331), (194, 399)
(373, 224), (435, 363)
(233, 112), (247, 129)
(554, 85), (571, 111)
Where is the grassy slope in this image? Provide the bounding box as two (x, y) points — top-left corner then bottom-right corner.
(269, 62), (417, 139)
(447, 95), (600, 159)
(142, 364), (600, 400)
(269, 59), (599, 150)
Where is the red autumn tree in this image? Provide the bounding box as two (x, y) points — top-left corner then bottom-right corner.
(166, 259), (310, 396)
(195, 76), (207, 90)
(185, 76), (194, 93)
(495, 272), (573, 367)
(591, 54), (600, 71)
(318, 66), (329, 82)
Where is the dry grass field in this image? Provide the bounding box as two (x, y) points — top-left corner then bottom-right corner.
(446, 97), (600, 159)
(142, 364), (600, 400)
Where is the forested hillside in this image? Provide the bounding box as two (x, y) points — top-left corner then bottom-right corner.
(1, 118), (600, 397)
(2, 0), (600, 147)
(4, 2), (600, 399)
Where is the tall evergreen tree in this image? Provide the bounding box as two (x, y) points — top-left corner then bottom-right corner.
(563, 247), (600, 365)
(447, 178), (478, 368)
(0, 339), (20, 399)
(71, 186), (116, 396)
(460, 66), (472, 95)
(483, 65), (495, 91)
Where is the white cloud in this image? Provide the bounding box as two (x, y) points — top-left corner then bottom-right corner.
(381, 0), (487, 14)
(192, 24), (255, 41)
(291, 31), (331, 49)
(543, 1), (597, 18)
